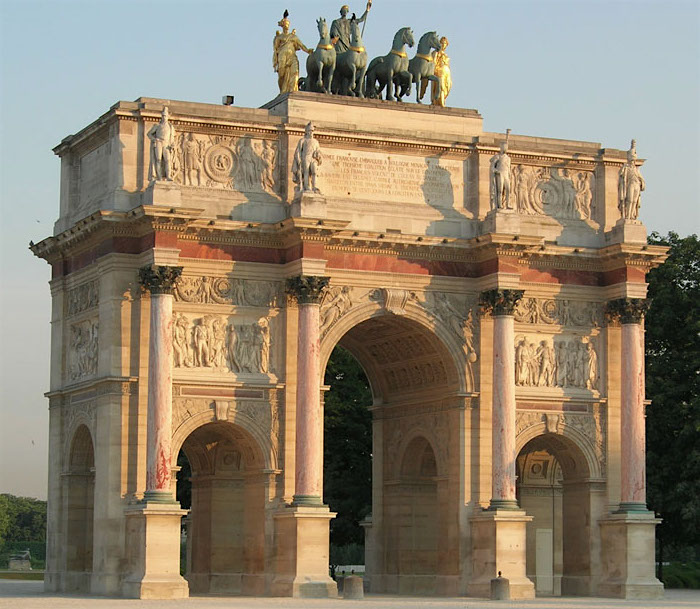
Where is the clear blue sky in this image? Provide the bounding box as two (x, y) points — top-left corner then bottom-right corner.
(1, 0), (698, 499)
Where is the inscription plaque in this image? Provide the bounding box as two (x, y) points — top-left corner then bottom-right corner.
(321, 150), (464, 207)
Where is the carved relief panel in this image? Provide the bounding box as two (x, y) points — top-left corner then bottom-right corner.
(169, 133), (279, 195)
(174, 275), (279, 307)
(509, 165), (595, 221)
(67, 318), (98, 382)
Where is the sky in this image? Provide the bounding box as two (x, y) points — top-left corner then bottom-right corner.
(1, 0), (698, 500)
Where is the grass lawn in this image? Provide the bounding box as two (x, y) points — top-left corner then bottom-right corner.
(0, 571), (44, 580)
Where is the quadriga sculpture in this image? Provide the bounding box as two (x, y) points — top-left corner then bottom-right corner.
(365, 26), (414, 101)
(333, 15), (368, 97)
(409, 31), (442, 104)
(305, 17), (336, 93)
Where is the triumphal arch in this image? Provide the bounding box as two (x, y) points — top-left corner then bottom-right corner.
(32, 90), (666, 600)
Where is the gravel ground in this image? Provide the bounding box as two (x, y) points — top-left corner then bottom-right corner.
(1, 581), (699, 609)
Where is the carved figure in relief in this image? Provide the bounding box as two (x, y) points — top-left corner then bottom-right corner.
(193, 319), (210, 367)
(235, 137), (263, 192)
(585, 341), (598, 390)
(490, 135), (512, 210)
(292, 122), (322, 194)
(226, 324), (240, 372)
(261, 140), (276, 192)
(537, 340), (556, 387)
(321, 286), (352, 330)
(556, 341), (568, 386)
(209, 317), (227, 368)
(173, 313), (193, 367)
(513, 165), (544, 215)
(147, 107), (177, 182)
(258, 319), (270, 373)
(69, 320), (98, 380)
(330, 2), (371, 53)
(272, 10), (312, 94)
(183, 133), (204, 186)
(574, 172), (592, 218)
(515, 338), (529, 386)
(430, 36), (451, 107)
(618, 139), (645, 220)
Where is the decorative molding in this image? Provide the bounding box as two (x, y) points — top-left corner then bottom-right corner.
(285, 275), (329, 305)
(605, 298), (649, 324)
(514, 297), (602, 328)
(479, 289), (524, 316)
(174, 275), (279, 307)
(138, 265), (183, 295)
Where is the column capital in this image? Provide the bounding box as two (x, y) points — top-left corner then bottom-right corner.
(138, 265), (183, 295)
(285, 275), (329, 304)
(479, 289), (524, 316)
(604, 298), (649, 324)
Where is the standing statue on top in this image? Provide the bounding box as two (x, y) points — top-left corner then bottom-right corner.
(273, 10), (312, 94)
(490, 130), (513, 210)
(618, 139), (645, 221)
(333, 15), (369, 97)
(430, 36), (452, 107)
(331, 2), (372, 53)
(148, 107), (177, 182)
(292, 122), (323, 194)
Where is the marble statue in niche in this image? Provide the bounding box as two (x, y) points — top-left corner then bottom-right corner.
(147, 107), (177, 182)
(618, 139), (645, 221)
(292, 122), (322, 194)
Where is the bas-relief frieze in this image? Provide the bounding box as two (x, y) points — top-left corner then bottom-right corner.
(66, 280), (99, 316)
(514, 298), (603, 328)
(68, 318), (98, 381)
(515, 334), (599, 391)
(321, 150), (463, 207)
(169, 133), (279, 194)
(174, 275), (279, 307)
(173, 313), (271, 374)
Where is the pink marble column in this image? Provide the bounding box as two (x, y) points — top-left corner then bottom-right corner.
(286, 275), (329, 506)
(139, 265), (182, 503)
(616, 298), (649, 511)
(480, 289), (523, 510)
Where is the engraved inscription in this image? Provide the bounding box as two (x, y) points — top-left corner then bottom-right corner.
(322, 151), (463, 207)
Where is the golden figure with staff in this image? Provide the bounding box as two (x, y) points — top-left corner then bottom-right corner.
(272, 10), (312, 94)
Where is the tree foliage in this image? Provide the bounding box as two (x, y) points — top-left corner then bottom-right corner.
(0, 494), (47, 545)
(645, 232), (700, 556)
(323, 346), (373, 548)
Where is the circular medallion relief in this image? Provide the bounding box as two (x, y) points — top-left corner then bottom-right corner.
(204, 144), (235, 183)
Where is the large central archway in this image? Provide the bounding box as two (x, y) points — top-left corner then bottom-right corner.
(321, 309), (467, 595)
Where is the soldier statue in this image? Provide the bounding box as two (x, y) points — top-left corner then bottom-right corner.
(292, 122), (322, 194)
(147, 107), (177, 181)
(618, 139), (645, 221)
(490, 132), (513, 210)
(331, 2), (372, 53)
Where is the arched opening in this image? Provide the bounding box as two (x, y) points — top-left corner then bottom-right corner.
(322, 313), (462, 595)
(64, 424), (95, 591)
(176, 421), (267, 595)
(516, 432), (599, 596)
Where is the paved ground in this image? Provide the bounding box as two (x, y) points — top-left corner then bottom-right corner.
(1, 581), (699, 609)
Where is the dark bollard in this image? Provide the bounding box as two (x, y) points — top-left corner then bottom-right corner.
(490, 571), (510, 600)
(343, 575), (364, 599)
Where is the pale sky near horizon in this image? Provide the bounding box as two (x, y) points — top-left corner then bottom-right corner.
(1, 0), (698, 500)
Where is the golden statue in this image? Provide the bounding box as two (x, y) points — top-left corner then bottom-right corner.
(272, 10), (312, 94)
(430, 36), (452, 107)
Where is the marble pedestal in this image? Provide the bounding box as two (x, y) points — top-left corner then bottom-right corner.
(121, 502), (189, 599)
(271, 505), (338, 598)
(142, 180), (182, 207)
(480, 209), (521, 235)
(598, 512), (663, 599)
(289, 192), (327, 219)
(605, 219), (647, 244)
(468, 509), (535, 599)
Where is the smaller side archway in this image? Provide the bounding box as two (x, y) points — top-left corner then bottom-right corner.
(176, 420), (269, 596)
(63, 424), (95, 591)
(516, 430), (605, 597)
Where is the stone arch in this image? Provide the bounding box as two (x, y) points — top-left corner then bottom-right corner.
(176, 419), (270, 595)
(516, 426), (604, 596)
(320, 298), (471, 394)
(394, 428), (444, 481)
(516, 420), (601, 480)
(172, 408), (272, 471)
(63, 423), (95, 591)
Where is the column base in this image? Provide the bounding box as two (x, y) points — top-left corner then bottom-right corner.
(598, 511), (663, 599)
(271, 504), (337, 598)
(467, 509), (535, 600)
(480, 208), (521, 235)
(616, 502), (652, 514)
(121, 502), (189, 599)
(488, 499), (520, 511)
(143, 490), (178, 504)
